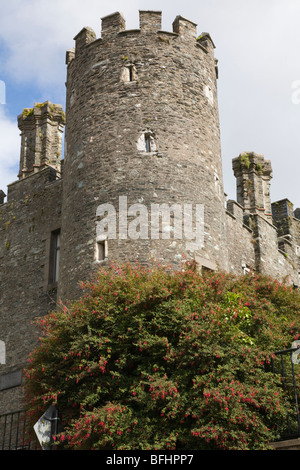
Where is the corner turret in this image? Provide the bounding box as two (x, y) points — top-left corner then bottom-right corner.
(17, 101), (65, 180)
(232, 152), (273, 220)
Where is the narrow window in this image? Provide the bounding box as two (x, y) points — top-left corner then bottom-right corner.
(49, 229), (61, 284)
(129, 65), (134, 82)
(145, 133), (151, 152)
(121, 64), (136, 83)
(137, 131), (157, 153)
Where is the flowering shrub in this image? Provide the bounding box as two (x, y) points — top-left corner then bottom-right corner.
(23, 262), (300, 450)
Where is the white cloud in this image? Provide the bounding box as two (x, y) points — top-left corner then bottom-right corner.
(0, 106), (20, 195)
(0, 0), (139, 88)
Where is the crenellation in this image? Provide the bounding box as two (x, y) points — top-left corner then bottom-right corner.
(226, 199), (245, 221)
(197, 32), (216, 50)
(272, 199), (294, 237)
(66, 48), (75, 65)
(139, 10), (162, 33)
(172, 15), (197, 38)
(74, 26), (97, 55)
(101, 12), (126, 40)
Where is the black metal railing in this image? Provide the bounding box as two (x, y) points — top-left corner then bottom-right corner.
(272, 346), (300, 440)
(0, 410), (39, 450)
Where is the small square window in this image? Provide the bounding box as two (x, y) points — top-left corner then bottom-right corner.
(121, 64), (137, 83)
(242, 264), (250, 275)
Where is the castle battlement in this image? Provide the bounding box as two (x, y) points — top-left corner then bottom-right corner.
(70, 11), (216, 65)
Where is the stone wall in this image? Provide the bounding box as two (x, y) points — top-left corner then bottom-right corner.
(225, 200), (255, 274)
(273, 199), (300, 275)
(251, 212), (297, 283)
(0, 167), (62, 414)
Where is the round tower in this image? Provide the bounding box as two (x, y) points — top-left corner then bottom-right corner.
(59, 11), (228, 301)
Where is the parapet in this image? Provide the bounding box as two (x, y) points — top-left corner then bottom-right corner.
(172, 15), (197, 38)
(70, 10), (217, 58)
(197, 32), (216, 51)
(66, 48), (75, 66)
(226, 199), (245, 221)
(139, 10), (162, 32)
(18, 101), (65, 126)
(101, 12), (126, 40)
(74, 27), (97, 53)
(232, 152), (272, 178)
(272, 199), (294, 237)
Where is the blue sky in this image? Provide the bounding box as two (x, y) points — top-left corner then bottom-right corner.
(1, 0), (300, 207)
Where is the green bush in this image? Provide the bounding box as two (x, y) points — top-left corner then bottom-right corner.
(23, 262), (300, 450)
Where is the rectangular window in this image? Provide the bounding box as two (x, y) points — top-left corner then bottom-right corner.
(0, 370), (22, 391)
(49, 229), (61, 284)
(242, 264), (250, 275)
(129, 65), (134, 82)
(145, 134), (151, 152)
(96, 240), (107, 262)
(121, 64), (136, 83)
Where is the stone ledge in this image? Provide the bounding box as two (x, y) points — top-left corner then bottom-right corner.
(271, 438), (300, 450)
(0, 370), (22, 391)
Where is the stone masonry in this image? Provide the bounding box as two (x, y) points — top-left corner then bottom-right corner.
(1, 10), (300, 414)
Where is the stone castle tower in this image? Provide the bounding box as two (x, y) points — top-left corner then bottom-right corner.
(59, 11), (228, 302)
(1, 10), (300, 418)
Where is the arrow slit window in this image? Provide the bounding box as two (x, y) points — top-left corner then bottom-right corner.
(49, 229), (61, 284)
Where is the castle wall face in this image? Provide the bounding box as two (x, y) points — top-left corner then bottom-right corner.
(0, 169), (62, 413)
(225, 201), (256, 274)
(59, 11), (228, 301)
(251, 213), (297, 282)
